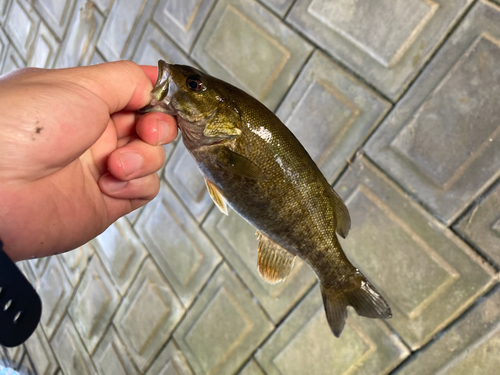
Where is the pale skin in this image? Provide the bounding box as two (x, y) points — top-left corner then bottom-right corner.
(0, 61), (178, 261)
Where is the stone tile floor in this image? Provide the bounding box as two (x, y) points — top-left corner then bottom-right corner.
(1, 0), (500, 374)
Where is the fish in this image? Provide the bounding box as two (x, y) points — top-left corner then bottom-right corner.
(141, 60), (392, 337)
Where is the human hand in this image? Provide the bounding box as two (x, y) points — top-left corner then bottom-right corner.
(0, 61), (177, 261)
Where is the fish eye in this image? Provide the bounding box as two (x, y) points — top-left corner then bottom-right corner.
(186, 75), (205, 92)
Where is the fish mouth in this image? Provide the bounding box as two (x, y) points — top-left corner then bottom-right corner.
(138, 60), (177, 115)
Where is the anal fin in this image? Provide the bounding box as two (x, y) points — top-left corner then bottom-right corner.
(205, 179), (228, 215)
(256, 231), (295, 284)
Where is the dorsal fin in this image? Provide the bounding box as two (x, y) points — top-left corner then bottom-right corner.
(256, 231), (295, 284)
(330, 188), (351, 238)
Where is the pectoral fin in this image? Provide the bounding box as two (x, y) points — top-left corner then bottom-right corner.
(204, 105), (242, 138)
(256, 231), (295, 284)
(205, 179), (228, 215)
(216, 147), (267, 180)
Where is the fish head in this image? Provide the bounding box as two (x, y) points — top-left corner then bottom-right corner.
(140, 61), (245, 146)
(140, 60), (223, 122)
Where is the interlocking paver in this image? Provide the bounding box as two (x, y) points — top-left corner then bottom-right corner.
(454, 182), (500, 266)
(335, 155), (496, 349)
(93, 217), (148, 295)
(366, 0), (500, 224)
(5, 0), (40, 59)
(203, 209), (316, 323)
(154, 0), (216, 53)
(256, 284), (409, 375)
(93, 326), (138, 375)
(164, 142), (214, 222)
(27, 22), (59, 68)
(276, 50), (391, 183)
(191, 0), (312, 110)
(174, 263), (274, 374)
(97, 0), (156, 61)
(51, 316), (96, 374)
(36, 257), (74, 340)
(69, 256), (120, 354)
(260, 0), (294, 17)
(288, 0), (474, 101)
(1, 44), (25, 74)
(57, 243), (94, 287)
(132, 22), (194, 66)
(145, 340), (193, 375)
(54, 0), (104, 68)
(135, 182), (222, 307)
(113, 258), (185, 371)
(33, 0), (76, 39)
(0, 0), (11, 24)
(24, 326), (59, 375)
(398, 286), (500, 374)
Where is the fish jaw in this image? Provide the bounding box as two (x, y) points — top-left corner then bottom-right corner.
(139, 60), (177, 115)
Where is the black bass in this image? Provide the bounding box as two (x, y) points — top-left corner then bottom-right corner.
(141, 61), (391, 336)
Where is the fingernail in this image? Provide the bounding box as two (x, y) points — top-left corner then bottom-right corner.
(102, 175), (127, 192)
(120, 151), (143, 176)
(157, 119), (171, 145)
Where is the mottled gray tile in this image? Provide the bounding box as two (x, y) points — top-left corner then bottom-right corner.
(93, 326), (138, 375)
(90, 49), (106, 64)
(24, 326), (59, 375)
(259, 0), (294, 17)
(238, 359), (264, 375)
(27, 21), (59, 68)
(276, 50), (391, 183)
(0, 0), (12, 25)
(0, 23), (9, 64)
(33, 0), (75, 39)
(135, 182), (221, 307)
(5, 0), (40, 59)
(57, 242), (94, 287)
(335, 155), (496, 349)
(366, 1), (500, 224)
(17, 354), (36, 375)
(153, 0), (216, 52)
(256, 284), (409, 375)
(398, 286), (500, 374)
(174, 263), (274, 374)
(454, 182), (500, 266)
(164, 141), (213, 222)
(69, 256), (120, 354)
(288, 0), (473, 100)
(1, 44), (25, 74)
(113, 258), (185, 371)
(4, 345), (24, 370)
(203, 209), (316, 323)
(26, 256), (49, 281)
(132, 22), (193, 66)
(93, 217), (148, 295)
(36, 257), (74, 339)
(97, 0), (157, 61)
(93, 0), (113, 14)
(145, 340), (193, 375)
(51, 316), (96, 374)
(54, 0), (104, 68)
(191, 0), (312, 110)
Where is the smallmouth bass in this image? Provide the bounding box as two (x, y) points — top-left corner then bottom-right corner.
(141, 61), (391, 337)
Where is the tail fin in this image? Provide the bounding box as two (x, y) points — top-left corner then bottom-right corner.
(321, 275), (391, 337)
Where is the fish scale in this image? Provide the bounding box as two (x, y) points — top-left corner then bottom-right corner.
(141, 60), (392, 337)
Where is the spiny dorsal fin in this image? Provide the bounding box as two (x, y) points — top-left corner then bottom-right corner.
(330, 188), (351, 239)
(256, 231), (295, 284)
(205, 178), (228, 215)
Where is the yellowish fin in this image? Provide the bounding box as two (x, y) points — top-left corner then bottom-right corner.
(256, 231), (295, 284)
(321, 274), (392, 337)
(205, 179), (228, 215)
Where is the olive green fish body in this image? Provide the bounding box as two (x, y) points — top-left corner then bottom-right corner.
(142, 61), (391, 337)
